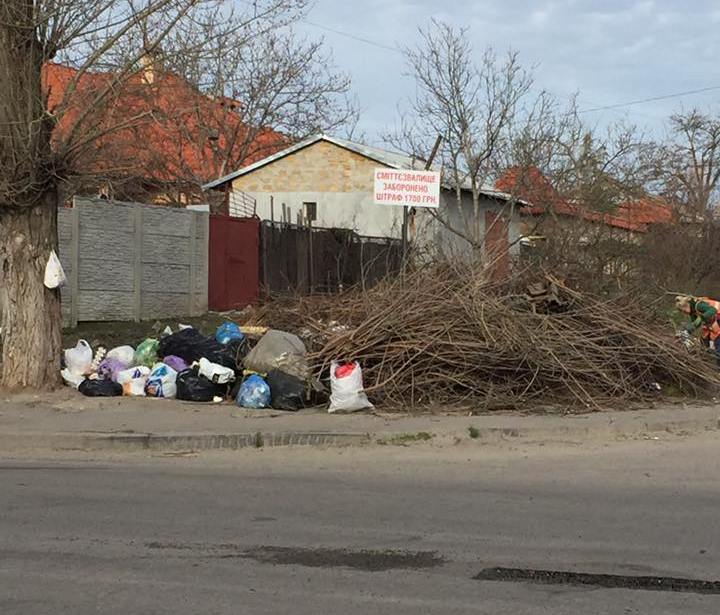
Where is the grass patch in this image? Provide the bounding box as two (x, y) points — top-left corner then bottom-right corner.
(62, 312), (247, 350)
(378, 432), (433, 446)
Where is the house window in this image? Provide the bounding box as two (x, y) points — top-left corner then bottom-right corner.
(303, 202), (317, 223)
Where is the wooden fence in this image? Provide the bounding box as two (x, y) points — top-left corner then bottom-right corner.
(59, 198), (208, 326)
(260, 222), (402, 296)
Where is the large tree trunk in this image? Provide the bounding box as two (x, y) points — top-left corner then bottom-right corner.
(0, 194), (62, 389)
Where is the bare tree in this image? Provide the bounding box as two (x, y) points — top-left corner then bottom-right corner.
(180, 29), (356, 176)
(0, 0), (307, 388)
(652, 109), (720, 215)
(389, 19), (533, 249)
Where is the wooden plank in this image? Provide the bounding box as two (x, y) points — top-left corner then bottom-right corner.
(77, 291), (135, 321)
(142, 234), (191, 265)
(142, 207), (193, 237)
(78, 258), (134, 292)
(141, 264), (191, 293)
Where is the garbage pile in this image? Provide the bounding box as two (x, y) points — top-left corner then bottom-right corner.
(61, 322), (373, 412)
(61, 262), (720, 412)
(246, 264), (720, 409)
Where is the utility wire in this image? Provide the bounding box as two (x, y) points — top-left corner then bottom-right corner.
(297, 18), (665, 120)
(241, 2), (717, 121)
(302, 19), (401, 54)
(578, 85), (720, 114)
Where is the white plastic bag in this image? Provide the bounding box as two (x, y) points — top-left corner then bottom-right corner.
(44, 250), (67, 289)
(61, 368), (85, 389)
(198, 357), (236, 384)
(106, 345), (135, 366)
(64, 340), (93, 376)
(328, 361), (373, 413)
(145, 363), (178, 398)
(116, 366), (151, 385)
(123, 377), (148, 397)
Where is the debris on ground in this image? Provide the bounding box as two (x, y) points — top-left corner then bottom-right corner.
(61, 321), (320, 410)
(239, 264), (720, 410)
(61, 264), (720, 411)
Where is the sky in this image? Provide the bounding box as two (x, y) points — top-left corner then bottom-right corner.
(294, 0), (720, 145)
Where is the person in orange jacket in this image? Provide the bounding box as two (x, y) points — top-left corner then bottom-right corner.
(675, 295), (720, 348)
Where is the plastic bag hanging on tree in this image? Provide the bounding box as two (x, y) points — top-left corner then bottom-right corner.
(44, 250), (67, 289)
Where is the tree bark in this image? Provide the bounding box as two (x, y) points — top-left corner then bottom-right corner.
(0, 194), (62, 389)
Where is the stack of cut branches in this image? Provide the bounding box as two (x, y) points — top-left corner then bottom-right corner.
(249, 263), (720, 409)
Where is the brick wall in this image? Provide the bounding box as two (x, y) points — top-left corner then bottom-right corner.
(232, 140), (382, 193)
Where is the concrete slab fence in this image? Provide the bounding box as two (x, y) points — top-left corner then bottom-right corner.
(59, 197), (209, 327)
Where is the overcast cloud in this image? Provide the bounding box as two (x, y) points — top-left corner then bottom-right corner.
(295, 1), (720, 144)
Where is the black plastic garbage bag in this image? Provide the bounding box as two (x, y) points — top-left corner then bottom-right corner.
(78, 379), (122, 397)
(176, 367), (227, 402)
(267, 369), (306, 411)
(159, 328), (244, 369)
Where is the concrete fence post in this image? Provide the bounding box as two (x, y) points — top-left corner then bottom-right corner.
(133, 204), (143, 322)
(188, 212), (198, 316)
(69, 203), (80, 328)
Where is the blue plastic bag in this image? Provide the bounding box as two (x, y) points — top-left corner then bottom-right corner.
(216, 322), (245, 345)
(236, 374), (271, 409)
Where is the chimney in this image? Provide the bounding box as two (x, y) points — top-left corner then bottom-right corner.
(140, 49), (162, 85)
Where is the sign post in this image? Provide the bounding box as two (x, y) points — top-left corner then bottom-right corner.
(373, 136), (443, 270)
(373, 167), (441, 273)
(373, 168), (441, 209)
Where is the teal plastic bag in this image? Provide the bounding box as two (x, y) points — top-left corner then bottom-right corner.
(134, 338), (159, 367)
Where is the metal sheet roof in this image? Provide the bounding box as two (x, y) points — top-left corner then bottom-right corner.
(202, 133), (524, 204)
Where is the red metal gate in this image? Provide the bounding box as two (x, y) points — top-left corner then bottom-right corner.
(209, 216), (260, 311)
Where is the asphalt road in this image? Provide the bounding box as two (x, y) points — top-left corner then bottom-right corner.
(2, 436), (720, 614)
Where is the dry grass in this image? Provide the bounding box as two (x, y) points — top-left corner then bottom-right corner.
(247, 263), (720, 410)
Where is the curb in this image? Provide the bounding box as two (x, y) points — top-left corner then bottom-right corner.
(462, 416), (720, 443)
(0, 412), (719, 454)
(0, 431), (372, 453)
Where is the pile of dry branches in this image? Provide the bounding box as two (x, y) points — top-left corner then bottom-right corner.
(249, 264), (720, 409)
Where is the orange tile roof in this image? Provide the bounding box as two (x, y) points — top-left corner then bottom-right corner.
(495, 166), (673, 233)
(43, 63), (287, 188)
